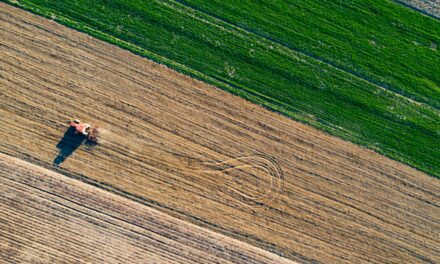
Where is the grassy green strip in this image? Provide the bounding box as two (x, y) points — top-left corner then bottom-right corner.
(177, 0), (440, 108)
(3, 0), (439, 177)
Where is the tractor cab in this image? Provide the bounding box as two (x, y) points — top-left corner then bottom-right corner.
(69, 119), (91, 136)
(69, 119), (100, 143)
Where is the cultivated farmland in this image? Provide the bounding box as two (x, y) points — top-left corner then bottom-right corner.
(0, 153), (293, 264)
(4, 0), (439, 177)
(1, 4), (439, 263)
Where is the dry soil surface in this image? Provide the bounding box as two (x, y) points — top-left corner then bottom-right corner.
(1, 3), (439, 263)
(0, 153), (293, 264)
(396, 0), (440, 18)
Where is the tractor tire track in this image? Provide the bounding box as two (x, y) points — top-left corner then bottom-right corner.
(1, 4), (439, 263)
(0, 153), (293, 264)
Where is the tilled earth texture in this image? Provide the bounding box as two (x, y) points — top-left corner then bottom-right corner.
(1, 3), (439, 263)
(397, 0), (440, 18)
(0, 153), (294, 264)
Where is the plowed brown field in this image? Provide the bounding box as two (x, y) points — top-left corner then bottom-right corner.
(0, 3), (439, 263)
(0, 153), (293, 264)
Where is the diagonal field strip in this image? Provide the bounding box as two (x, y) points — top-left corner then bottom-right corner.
(2, 0), (439, 177)
(161, 0), (440, 109)
(166, 0), (437, 109)
(0, 0), (311, 121)
(394, 0), (440, 20)
(0, 153), (296, 264)
(1, 4), (440, 263)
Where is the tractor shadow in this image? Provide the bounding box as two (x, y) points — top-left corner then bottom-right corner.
(53, 126), (93, 166)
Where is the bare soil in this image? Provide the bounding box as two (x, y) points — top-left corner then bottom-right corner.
(396, 0), (440, 18)
(0, 153), (293, 264)
(1, 3), (439, 263)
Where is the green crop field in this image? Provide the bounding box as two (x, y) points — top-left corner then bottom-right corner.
(3, 0), (439, 177)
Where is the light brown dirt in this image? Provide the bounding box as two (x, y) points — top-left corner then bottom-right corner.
(0, 3), (439, 263)
(396, 0), (440, 18)
(0, 153), (294, 264)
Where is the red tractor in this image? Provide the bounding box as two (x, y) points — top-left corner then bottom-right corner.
(69, 119), (100, 143)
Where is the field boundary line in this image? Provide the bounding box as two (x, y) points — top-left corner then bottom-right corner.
(0, 153), (298, 263)
(0, 1), (316, 122)
(1, 1), (438, 177)
(0, 150), (302, 261)
(393, 0), (440, 20)
(166, 0), (439, 111)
